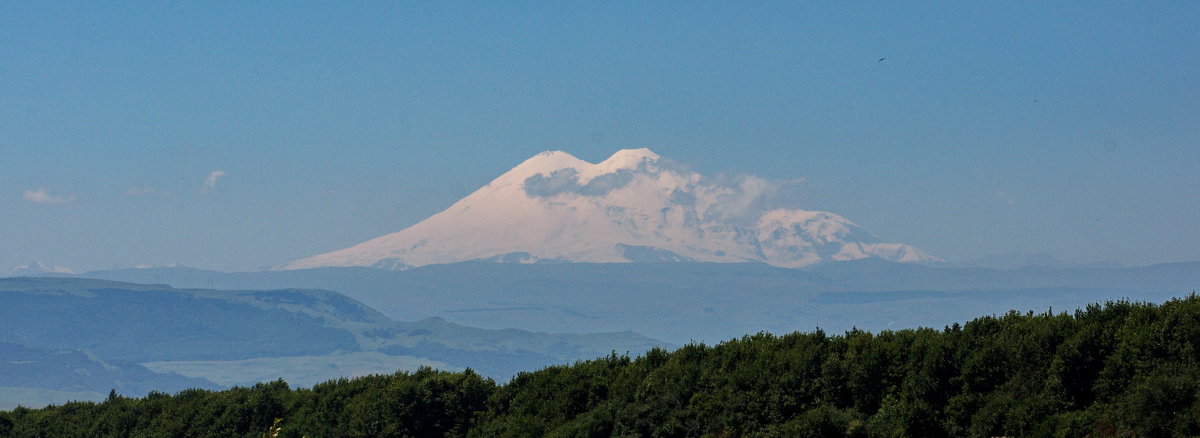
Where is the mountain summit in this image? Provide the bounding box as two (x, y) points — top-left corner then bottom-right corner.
(281, 149), (937, 270)
(5, 262), (77, 277)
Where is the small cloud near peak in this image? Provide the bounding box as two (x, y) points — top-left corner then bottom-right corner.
(202, 170), (225, 193)
(23, 187), (75, 204)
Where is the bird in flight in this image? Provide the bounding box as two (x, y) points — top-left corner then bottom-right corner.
(878, 57), (886, 62)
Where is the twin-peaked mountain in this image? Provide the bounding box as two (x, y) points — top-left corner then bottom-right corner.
(282, 148), (937, 270)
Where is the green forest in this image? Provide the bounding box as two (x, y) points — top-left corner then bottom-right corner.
(3, 295), (1199, 437)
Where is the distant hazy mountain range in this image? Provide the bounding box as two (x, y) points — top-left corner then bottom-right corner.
(0, 277), (663, 409)
(936, 251), (1125, 270)
(4, 262), (76, 277)
(85, 260), (1199, 345)
(281, 148), (938, 270)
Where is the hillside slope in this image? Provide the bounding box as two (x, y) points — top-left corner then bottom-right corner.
(0, 278), (665, 407)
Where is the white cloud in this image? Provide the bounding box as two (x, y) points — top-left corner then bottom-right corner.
(518, 157), (809, 226)
(202, 170), (225, 193)
(702, 174), (807, 225)
(22, 187), (75, 204)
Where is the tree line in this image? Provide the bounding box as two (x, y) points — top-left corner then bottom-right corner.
(3, 295), (1198, 437)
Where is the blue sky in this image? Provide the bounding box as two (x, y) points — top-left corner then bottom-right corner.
(2, 2), (1197, 272)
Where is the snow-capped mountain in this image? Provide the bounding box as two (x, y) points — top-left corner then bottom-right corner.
(281, 148), (938, 270)
(5, 262), (77, 277)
